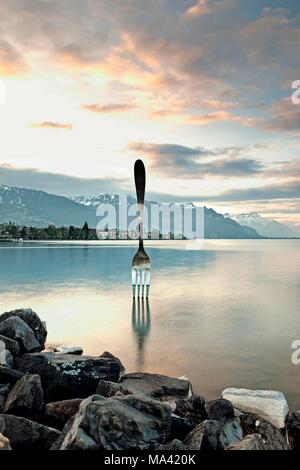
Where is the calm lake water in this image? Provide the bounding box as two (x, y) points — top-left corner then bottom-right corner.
(0, 239), (300, 409)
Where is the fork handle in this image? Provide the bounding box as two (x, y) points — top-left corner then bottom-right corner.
(134, 159), (146, 247)
(134, 159), (146, 205)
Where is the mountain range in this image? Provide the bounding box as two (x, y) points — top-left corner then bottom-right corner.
(228, 212), (300, 238)
(0, 183), (274, 239)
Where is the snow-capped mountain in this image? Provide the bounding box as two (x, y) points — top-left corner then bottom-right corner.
(70, 193), (127, 207)
(0, 184), (262, 238)
(228, 212), (299, 238)
(70, 193), (261, 239)
(0, 184), (97, 227)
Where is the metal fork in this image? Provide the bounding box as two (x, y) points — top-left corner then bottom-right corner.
(132, 159), (151, 298)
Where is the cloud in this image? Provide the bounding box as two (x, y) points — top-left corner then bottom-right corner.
(128, 141), (264, 178)
(271, 159), (300, 177)
(128, 142), (214, 157)
(260, 98), (300, 132)
(82, 103), (136, 113)
(185, 0), (211, 18)
(0, 164), (126, 196)
(187, 110), (241, 125)
(1, 0), (298, 130)
(203, 180), (300, 202)
(184, 0), (235, 18)
(31, 121), (73, 130)
(0, 38), (28, 75)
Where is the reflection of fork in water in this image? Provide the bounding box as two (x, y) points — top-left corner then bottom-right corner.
(132, 298), (151, 369)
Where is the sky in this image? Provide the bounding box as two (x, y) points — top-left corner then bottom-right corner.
(0, 0), (300, 226)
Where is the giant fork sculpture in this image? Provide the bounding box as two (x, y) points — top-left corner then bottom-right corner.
(131, 159), (151, 298)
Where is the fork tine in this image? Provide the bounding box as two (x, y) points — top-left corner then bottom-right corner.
(141, 270), (145, 298)
(146, 271), (151, 298)
(137, 270), (141, 298)
(132, 269), (137, 298)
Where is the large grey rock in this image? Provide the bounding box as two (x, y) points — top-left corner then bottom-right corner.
(239, 413), (288, 450)
(219, 416), (243, 448)
(0, 317), (40, 353)
(3, 374), (44, 419)
(120, 373), (190, 401)
(0, 350), (13, 369)
(226, 433), (268, 450)
(15, 351), (125, 401)
(0, 385), (11, 413)
(0, 432), (11, 450)
(0, 309), (47, 349)
(206, 399), (234, 423)
(0, 414), (60, 449)
(96, 380), (128, 397)
(0, 335), (20, 357)
(184, 420), (223, 450)
(45, 398), (82, 429)
(0, 367), (25, 386)
(222, 388), (288, 429)
(56, 394), (172, 450)
(174, 394), (207, 427)
(171, 394), (207, 440)
(158, 439), (186, 450)
(286, 411), (300, 450)
(184, 415), (243, 450)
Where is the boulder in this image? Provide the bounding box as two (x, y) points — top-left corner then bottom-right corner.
(0, 336), (20, 357)
(0, 309), (47, 349)
(222, 388), (288, 429)
(0, 432), (11, 450)
(55, 346), (83, 355)
(3, 374), (44, 419)
(0, 350), (13, 369)
(286, 411), (300, 449)
(0, 317), (40, 353)
(96, 380), (128, 397)
(184, 420), (223, 450)
(0, 385), (11, 413)
(55, 394), (172, 450)
(174, 394), (207, 427)
(0, 367), (25, 386)
(120, 373), (191, 402)
(45, 398), (82, 429)
(50, 414), (90, 450)
(15, 351), (125, 401)
(206, 399), (234, 423)
(159, 439), (186, 450)
(184, 415), (243, 450)
(171, 394), (207, 440)
(170, 414), (194, 440)
(239, 413), (288, 450)
(226, 433), (268, 450)
(219, 415), (243, 448)
(0, 414), (60, 449)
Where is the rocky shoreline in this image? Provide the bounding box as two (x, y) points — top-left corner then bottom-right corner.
(0, 308), (299, 451)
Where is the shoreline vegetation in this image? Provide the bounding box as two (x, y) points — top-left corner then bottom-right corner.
(1, 222), (300, 242)
(0, 308), (299, 451)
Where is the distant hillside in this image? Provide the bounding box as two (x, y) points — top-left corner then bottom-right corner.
(0, 185), (262, 238)
(228, 212), (299, 238)
(0, 184), (96, 227)
(70, 193), (262, 239)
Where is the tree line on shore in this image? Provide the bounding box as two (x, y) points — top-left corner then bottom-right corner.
(0, 222), (94, 240)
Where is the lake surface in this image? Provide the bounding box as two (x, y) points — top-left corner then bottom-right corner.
(0, 239), (300, 409)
